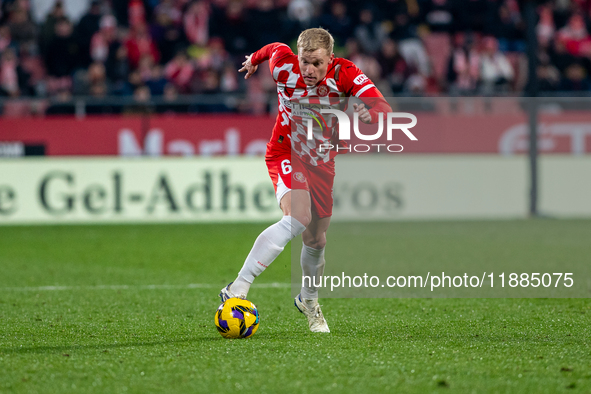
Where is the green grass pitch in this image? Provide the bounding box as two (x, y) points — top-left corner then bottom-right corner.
(0, 221), (590, 393)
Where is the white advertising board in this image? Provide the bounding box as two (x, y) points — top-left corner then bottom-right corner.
(0, 157), (280, 224)
(331, 155), (529, 220)
(0, 156), (588, 224)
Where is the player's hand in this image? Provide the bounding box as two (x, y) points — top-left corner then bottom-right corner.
(238, 54), (258, 79)
(353, 103), (372, 124)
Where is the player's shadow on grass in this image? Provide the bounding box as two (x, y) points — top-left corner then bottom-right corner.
(0, 335), (222, 355)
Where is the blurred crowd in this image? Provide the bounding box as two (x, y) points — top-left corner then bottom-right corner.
(1, 0), (591, 112)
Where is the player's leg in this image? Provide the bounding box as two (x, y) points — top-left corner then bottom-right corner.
(221, 191), (309, 300)
(300, 212), (330, 298)
(294, 212), (331, 332)
(300, 161), (334, 298)
(220, 157), (311, 300)
(293, 162), (334, 333)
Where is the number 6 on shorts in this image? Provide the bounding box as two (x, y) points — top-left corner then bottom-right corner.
(281, 159), (292, 174)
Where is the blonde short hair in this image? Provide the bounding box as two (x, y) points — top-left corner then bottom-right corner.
(297, 28), (334, 56)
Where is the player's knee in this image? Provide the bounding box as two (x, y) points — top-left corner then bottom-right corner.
(292, 212), (311, 228)
(303, 233), (326, 249)
(309, 239), (326, 250)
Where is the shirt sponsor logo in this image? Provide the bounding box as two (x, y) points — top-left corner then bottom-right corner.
(291, 103), (326, 118)
(353, 74), (369, 85)
(281, 97), (293, 109)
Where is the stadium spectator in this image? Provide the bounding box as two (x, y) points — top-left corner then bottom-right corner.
(354, 6), (388, 56)
(75, 0), (102, 68)
(319, 1), (351, 48)
(485, 0), (525, 52)
(197, 37), (229, 72)
(0, 25), (11, 53)
(537, 4), (556, 48)
(45, 18), (77, 79)
(420, 0), (458, 33)
(138, 54), (155, 81)
(134, 85), (150, 102)
(404, 69), (428, 95)
(147, 64), (167, 95)
(45, 87), (74, 115)
(73, 61), (109, 96)
(105, 43), (130, 93)
(164, 49), (194, 93)
(156, 82), (190, 112)
(390, 11), (431, 76)
(7, 6), (36, 47)
(17, 41), (43, 96)
(534, 52), (561, 92)
(128, 0), (147, 29)
(88, 81), (107, 98)
(150, 3), (184, 64)
(345, 38), (381, 83)
(123, 68), (142, 95)
(550, 37), (579, 73)
(211, 0), (250, 55)
(446, 32), (480, 94)
(163, 81), (178, 101)
(183, 0), (209, 47)
(90, 15), (117, 64)
(249, 0), (282, 50)
(123, 84), (153, 114)
(219, 63), (238, 92)
(200, 67), (220, 94)
(0, 0), (589, 104)
(39, 0), (65, 57)
(125, 22), (160, 69)
(376, 38), (410, 94)
(556, 13), (591, 57)
(390, 11), (415, 42)
(558, 62), (591, 91)
(0, 47), (20, 96)
(479, 36), (514, 94)
(153, 0), (183, 27)
(378, 0), (418, 22)
(286, 0), (315, 35)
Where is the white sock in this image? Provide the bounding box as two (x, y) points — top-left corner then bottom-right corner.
(231, 216), (306, 296)
(300, 244), (325, 299)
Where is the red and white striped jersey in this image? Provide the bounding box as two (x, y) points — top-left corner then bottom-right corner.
(251, 42), (390, 166)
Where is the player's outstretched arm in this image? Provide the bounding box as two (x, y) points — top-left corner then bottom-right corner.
(241, 43), (293, 80)
(238, 54), (258, 79)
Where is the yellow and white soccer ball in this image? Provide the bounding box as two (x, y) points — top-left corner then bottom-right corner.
(214, 298), (260, 339)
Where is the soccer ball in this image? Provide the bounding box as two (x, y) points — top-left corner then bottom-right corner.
(215, 298), (260, 339)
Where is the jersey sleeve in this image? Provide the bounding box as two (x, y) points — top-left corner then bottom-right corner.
(337, 60), (377, 98)
(250, 43), (294, 77)
(337, 60), (392, 123)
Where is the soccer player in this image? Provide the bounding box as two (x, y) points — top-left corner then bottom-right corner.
(220, 28), (391, 332)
